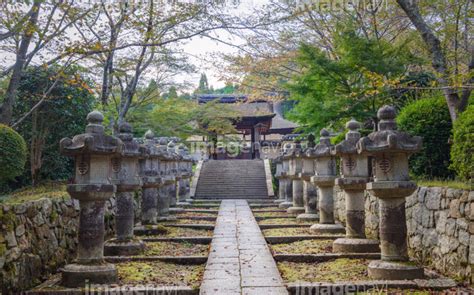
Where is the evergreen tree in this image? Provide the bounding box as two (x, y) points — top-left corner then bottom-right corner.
(195, 73), (210, 94)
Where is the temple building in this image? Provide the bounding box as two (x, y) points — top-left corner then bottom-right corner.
(188, 94), (299, 160)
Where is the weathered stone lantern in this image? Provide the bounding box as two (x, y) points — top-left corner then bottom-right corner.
(278, 143), (293, 209)
(167, 140), (179, 209)
(287, 141), (305, 214)
(157, 137), (175, 221)
(273, 155), (285, 204)
(310, 129), (345, 234)
(138, 130), (162, 224)
(297, 145), (319, 221)
(59, 111), (123, 287)
(332, 119), (379, 253)
(104, 122), (144, 256)
(177, 145), (192, 206)
(357, 105), (423, 280)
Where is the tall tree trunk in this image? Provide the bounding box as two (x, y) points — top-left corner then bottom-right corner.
(396, 0), (471, 122)
(0, 1), (41, 125)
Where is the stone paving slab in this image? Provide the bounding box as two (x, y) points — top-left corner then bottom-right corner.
(200, 200), (288, 295)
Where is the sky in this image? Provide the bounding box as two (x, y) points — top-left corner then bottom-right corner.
(176, 0), (270, 90)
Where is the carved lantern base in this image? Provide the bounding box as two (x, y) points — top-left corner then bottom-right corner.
(310, 223), (345, 234)
(368, 260), (423, 280)
(104, 238), (145, 256)
(333, 238), (379, 253)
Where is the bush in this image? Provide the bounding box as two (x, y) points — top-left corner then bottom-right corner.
(397, 96), (453, 179)
(0, 124), (27, 181)
(450, 105), (474, 181)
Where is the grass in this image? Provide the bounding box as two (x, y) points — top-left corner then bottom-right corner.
(116, 261), (205, 288)
(258, 218), (310, 225)
(270, 239), (333, 254)
(262, 228), (314, 236)
(170, 218), (215, 225)
(144, 241), (209, 256)
(177, 212), (218, 218)
(147, 227), (213, 237)
(278, 258), (369, 283)
(253, 212), (295, 218)
(417, 179), (472, 190)
(0, 182), (69, 204)
(358, 289), (431, 295)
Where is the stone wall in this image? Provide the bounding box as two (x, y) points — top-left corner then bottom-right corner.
(0, 194), (135, 293)
(335, 186), (473, 283)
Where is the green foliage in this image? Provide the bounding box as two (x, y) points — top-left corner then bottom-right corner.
(397, 96), (453, 179)
(287, 29), (419, 133)
(12, 66), (94, 186)
(450, 105), (474, 181)
(194, 73), (210, 94)
(133, 98), (238, 139)
(0, 124), (27, 181)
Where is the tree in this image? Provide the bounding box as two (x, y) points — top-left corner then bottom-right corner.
(396, 0), (472, 122)
(286, 29), (417, 132)
(13, 66), (94, 186)
(0, 1), (94, 125)
(195, 73), (210, 94)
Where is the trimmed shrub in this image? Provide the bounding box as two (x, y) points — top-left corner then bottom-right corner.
(0, 124), (27, 181)
(397, 96), (453, 179)
(450, 105), (474, 181)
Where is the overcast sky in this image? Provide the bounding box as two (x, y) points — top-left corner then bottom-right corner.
(177, 0), (269, 90)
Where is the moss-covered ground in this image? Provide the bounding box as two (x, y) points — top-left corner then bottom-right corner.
(0, 182), (68, 204)
(146, 227), (213, 237)
(176, 212), (218, 218)
(258, 218), (310, 225)
(170, 218), (215, 225)
(116, 261), (205, 288)
(253, 211), (295, 218)
(144, 241), (209, 256)
(270, 239), (333, 254)
(262, 227), (313, 236)
(278, 259), (369, 283)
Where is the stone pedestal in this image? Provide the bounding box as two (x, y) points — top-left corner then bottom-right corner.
(278, 178), (292, 209)
(358, 105), (423, 280)
(59, 111), (122, 287)
(287, 143), (305, 214)
(332, 119), (379, 253)
(297, 180), (319, 221)
(177, 145), (192, 206)
(156, 138), (176, 221)
(310, 129), (344, 235)
(297, 147), (319, 222)
(274, 156), (285, 204)
(138, 130), (162, 225)
(278, 147), (293, 209)
(105, 122), (144, 256)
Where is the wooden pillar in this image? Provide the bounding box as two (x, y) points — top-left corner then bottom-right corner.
(251, 126), (256, 159)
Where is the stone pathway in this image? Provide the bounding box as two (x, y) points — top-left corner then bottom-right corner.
(200, 200), (287, 295)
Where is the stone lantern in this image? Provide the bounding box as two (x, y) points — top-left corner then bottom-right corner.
(278, 143), (293, 209)
(167, 140), (179, 209)
(157, 137), (175, 221)
(332, 119), (379, 253)
(310, 129), (345, 234)
(357, 105), (423, 280)
(138, 130), (162, 224)
(287, 141), (305, 214)
(59, 111), (123, 287)
(297, 145), (319, 221)
(177, 145), (192, 206)
(104, 122), (144, 256)
(273, 155), (285, 204)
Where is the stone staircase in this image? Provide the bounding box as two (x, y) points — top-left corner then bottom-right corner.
(195, 159), (269, 199)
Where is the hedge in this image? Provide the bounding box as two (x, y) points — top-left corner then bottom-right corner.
(450, 105), (474, 181)
(0, 124), (27, 181)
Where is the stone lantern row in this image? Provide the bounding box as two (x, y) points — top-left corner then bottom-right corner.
(275, 105), (424, 281)
(59, 111), (194, 287)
